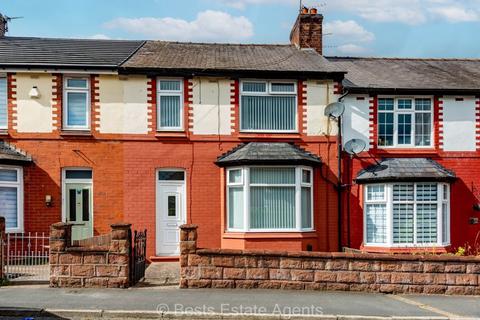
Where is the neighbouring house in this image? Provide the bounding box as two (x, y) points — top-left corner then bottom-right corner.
(0, 8), (346, 260)
(329, 57), (480, 253)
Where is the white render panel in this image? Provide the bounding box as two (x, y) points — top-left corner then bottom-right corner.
(16, 73), (53, 133)
(342, 95), (370, 151)
(442, 96), (476, 151)
(191, 78), (232, 135)
(98, 75), (149, 134)
(305, 80), (339, 136)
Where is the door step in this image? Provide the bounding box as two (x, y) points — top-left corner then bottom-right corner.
(142, 262), (180, 286)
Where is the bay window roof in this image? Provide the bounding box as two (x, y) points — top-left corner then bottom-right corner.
(216, 142), (322, 167)
(356, 158), (456, 184)
(0, 141), (32, 165)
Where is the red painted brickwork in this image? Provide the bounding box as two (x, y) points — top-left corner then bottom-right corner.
(49, 222), (131, 288)
(180, 225), (480, 295)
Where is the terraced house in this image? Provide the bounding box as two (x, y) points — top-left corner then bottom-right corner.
(0, 10), (345, 259)
(1, 8), (479, 261)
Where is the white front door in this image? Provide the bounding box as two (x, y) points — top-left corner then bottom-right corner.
(156, 170), (186, 256)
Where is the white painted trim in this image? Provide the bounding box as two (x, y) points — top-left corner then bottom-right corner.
(239, 79), (298, 133)
(156, 78), (184, 131)
(363, 182), (450, 247)
(0, 68), (117, 75)
(61, 168), (93, 224)
(377, 96), (434, 149)
(63, 76), (91, 130)
(0, 166), (24, 233)
(226, 165), (314, 233)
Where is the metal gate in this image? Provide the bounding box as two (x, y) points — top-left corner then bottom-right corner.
(3, 232), (50, 282)
(130, 229), (147, 286)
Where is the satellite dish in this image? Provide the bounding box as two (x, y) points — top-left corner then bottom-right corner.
(344, 139), (367, 155)
(324, 102), (345, 118)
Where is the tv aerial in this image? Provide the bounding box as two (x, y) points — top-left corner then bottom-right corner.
(0, 14), (24, 33)
(324, 102), (345, 119)
(344, 139), (367, 156)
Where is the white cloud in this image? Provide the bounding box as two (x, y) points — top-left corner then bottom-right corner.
(214, 0), (480, 24)
(429, 6), (479, 22)
(89, 34), (111, 40)
(104, 10), (254, 42)
(336, 44), (369, 55)
(324, 20), (375, 43)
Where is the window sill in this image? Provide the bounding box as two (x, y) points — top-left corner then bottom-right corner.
(0, 129), (9, 136)
(223, 231), (317, 239)
(375, 148), (438, 155)
(238, 133), (302, 140)
(361, 245), (450, 254)
(60, 130), (93, 137)
(155, 131), (188, 139)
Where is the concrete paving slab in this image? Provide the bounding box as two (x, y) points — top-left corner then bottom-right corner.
(400, 295), (480, 319)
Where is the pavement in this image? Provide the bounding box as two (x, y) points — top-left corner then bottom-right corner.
(0, 284), (479, 319)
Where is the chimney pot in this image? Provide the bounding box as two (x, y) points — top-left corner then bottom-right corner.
(290, 8), (323, 55)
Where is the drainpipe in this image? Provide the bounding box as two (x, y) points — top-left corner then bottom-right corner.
(337, 90), (349, 252)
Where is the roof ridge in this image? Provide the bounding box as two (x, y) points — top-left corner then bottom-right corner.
(149, 40), (294, 47)
(3, 36), (144, 43)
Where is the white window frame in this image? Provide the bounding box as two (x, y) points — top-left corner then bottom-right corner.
(226, 166), (313, 232)
(61, 168), (93, 223)
(63, 77), (90, 130)
(239, 80), (298, 133)
(363, 182), (450, 248)
(0, 75), (7, 129)
(0, 166), (24, 233)
(157, 78), (184, 131)
(377, 96), (434, 148)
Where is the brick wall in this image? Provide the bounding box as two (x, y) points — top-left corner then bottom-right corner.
(180, 225), (480, 295)
(49, 222), (131, 288)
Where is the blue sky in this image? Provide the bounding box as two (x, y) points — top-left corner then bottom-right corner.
(2, 0), (480, 58)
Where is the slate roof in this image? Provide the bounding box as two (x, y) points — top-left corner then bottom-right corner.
(327, 56), (480, 93)
(122, 41), (343, 76)
(0, 37), (145, 69)
(0, 141), (32, 164)
(216, 142), (322, 167)
(355, 158), (456, 184)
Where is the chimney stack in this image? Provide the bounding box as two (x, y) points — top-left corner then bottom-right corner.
(290, 7), (323, 55)
(0, 14), (7, 38)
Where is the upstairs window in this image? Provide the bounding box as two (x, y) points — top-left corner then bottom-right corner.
(157, 79), (183, 131)
(378, 98), (433, 148)
(240, 80), (297, 132)
(364, 183), (450, 247)
(64, 77), (90, 130)
(0, 77), (7, 129)
(227, 166), (313, 232)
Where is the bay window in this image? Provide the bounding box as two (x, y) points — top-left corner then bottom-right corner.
(227, 166), (313, 232)
(0, 76), (7, 129)
(240, 80), (297, 132)
(0, 167), (23, 233)
(64, 77), (90, 130)
(364, 182), (450, 247)
(157, 79), (183, 131)
(378, 97), (433, 147)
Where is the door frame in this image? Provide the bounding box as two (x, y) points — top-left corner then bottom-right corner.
(61, 167), (94, 229)
(155, 168), (187, 256)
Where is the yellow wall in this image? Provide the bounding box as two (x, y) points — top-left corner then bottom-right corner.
(305, 80), (339, 136)
(191, 77), (233, 135)
(98, 75), (149, 134)
(15, 73), (54, 133)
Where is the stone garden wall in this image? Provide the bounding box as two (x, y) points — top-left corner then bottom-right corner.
(180, 225), (480, 295)
(49, 222), (131, 288)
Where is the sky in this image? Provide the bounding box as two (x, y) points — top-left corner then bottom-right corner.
(2, 0), (480, 58)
